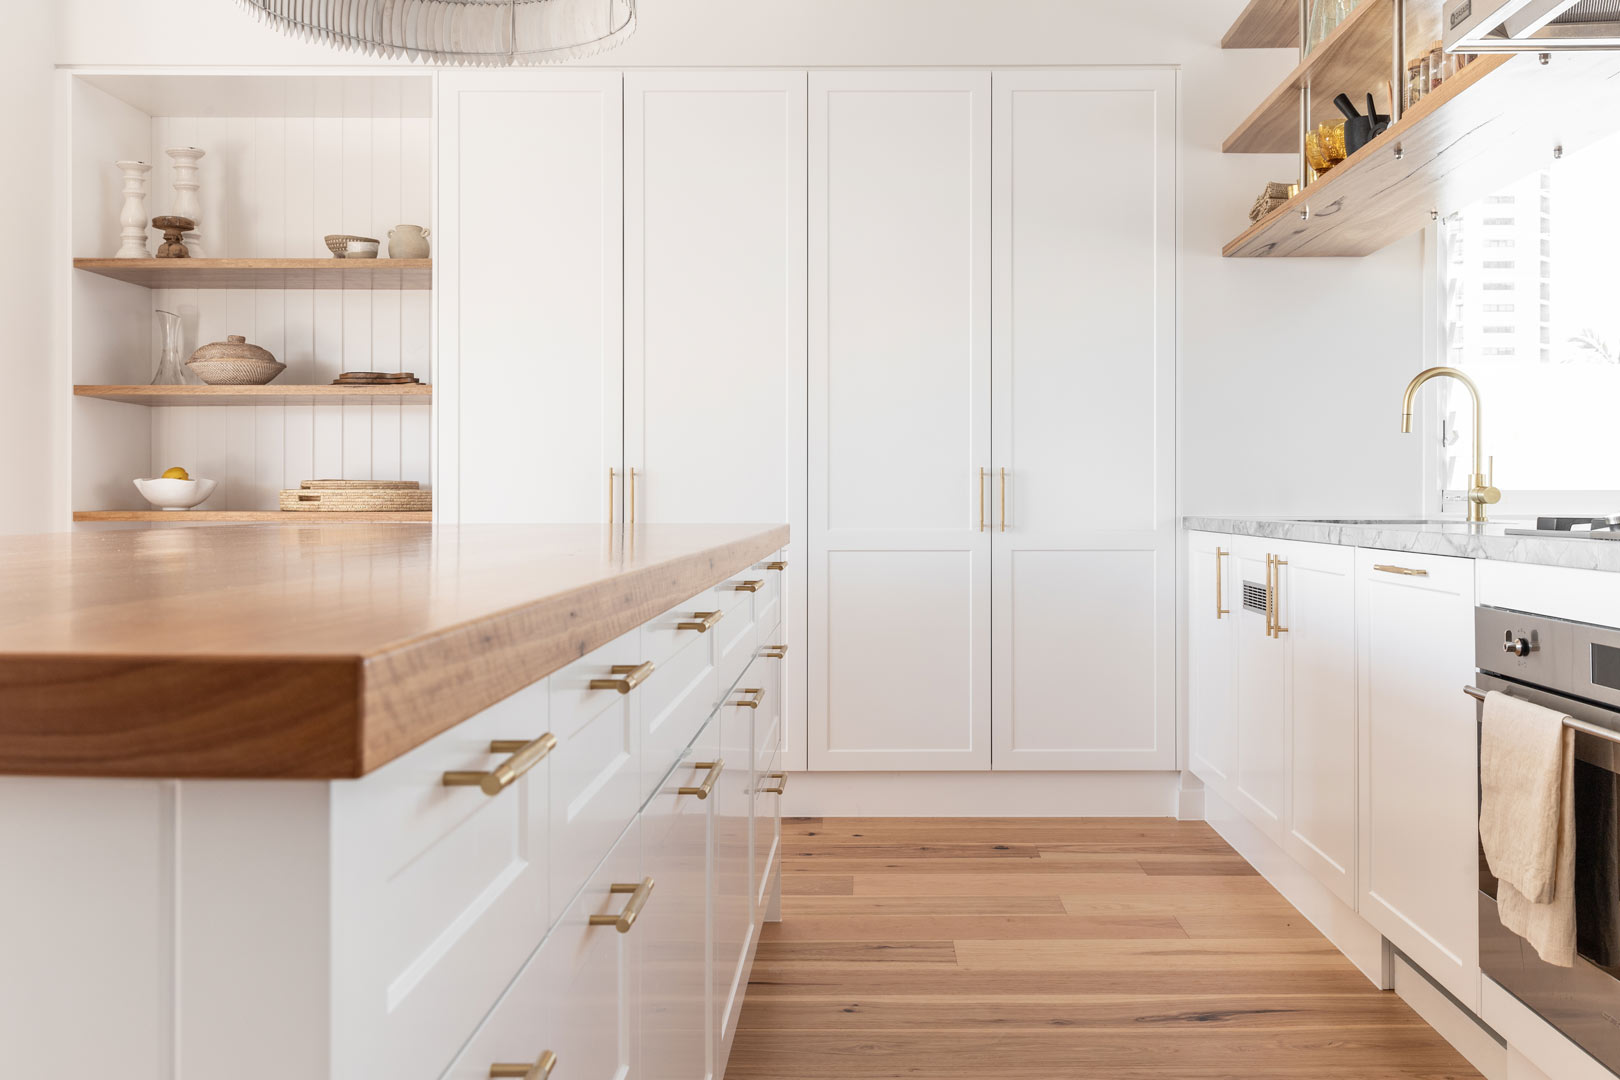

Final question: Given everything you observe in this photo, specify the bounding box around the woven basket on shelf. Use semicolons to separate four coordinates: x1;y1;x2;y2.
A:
279;487;432;512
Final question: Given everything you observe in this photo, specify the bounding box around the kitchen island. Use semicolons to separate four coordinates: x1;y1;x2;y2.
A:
0;522;790;1080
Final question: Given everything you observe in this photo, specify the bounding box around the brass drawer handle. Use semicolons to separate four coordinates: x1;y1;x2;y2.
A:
731;687;765;709
978;466;986;532
733;579;765;593
764;560;788;571
678;759;724;799
762;771;787;795
443;732;557;797
589;877;655;933
1267;554;1289;638
678;610;723;633
590;660;655;693
1374;564;1429;577
1215;547;1230;620
760;644;788;659
490;1051;557;1080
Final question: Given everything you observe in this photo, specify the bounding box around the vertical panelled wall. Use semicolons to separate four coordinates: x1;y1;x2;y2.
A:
131;86;430;510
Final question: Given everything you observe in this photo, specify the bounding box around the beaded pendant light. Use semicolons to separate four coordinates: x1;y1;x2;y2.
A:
238;0;636;65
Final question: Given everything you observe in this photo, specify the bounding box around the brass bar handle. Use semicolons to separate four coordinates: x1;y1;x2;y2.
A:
589;877;655;933
677;759;724;799
1374;564;1429;577
999;466;1007;532
760;644;788;659
733;579;765;593
590;660;655;694
678;610;724;633
1264;554;1275;638
978;467;986;532
762;771;788;795
629;467;637;525
1215;547;1230;620
608;468;615;528
764;560;788;571
489;1051;557;1080
443;732;558;797
730;687;765;709
1271;556;1289;636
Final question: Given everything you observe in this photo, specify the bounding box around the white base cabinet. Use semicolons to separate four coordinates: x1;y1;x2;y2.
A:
1356;548;1479;1009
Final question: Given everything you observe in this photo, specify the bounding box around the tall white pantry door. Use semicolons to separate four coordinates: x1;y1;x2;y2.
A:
808;71;994;771
989;69;1177;770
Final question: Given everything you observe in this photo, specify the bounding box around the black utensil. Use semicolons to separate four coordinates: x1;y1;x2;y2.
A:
1333;93;1362;121
1341;91;1392;156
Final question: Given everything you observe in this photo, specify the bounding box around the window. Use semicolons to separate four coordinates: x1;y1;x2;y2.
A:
1438;129;1620;509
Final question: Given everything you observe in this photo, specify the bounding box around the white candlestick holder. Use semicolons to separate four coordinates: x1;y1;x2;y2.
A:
166;147;206;258
114;160;151;259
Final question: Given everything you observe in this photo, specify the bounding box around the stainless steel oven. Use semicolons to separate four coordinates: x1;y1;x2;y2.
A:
1473;604;1620;1075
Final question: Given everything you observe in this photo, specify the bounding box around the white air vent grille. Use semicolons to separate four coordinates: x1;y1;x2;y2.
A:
1242;581;1269;614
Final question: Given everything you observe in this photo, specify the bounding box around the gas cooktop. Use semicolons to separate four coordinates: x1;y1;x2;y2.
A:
1503;516;1620;541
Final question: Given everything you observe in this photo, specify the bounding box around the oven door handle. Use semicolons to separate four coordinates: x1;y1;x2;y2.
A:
1464;685;1486;703
1466;683;1620;746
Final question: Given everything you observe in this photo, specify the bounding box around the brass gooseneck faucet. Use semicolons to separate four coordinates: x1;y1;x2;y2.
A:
1400;366;1500;524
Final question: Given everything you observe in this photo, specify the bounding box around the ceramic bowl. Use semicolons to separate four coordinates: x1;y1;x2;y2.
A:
345;240;380;259
133;476;218;511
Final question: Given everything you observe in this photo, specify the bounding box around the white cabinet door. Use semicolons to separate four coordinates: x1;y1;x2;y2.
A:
641;732;716;1080
437;71;623;524
989;69;1176;770
1233;538;1288;842
808;70;992;771
1187;532;1238;797
624;70;808;774
1277;538;1357;907
1357;549;1479;1009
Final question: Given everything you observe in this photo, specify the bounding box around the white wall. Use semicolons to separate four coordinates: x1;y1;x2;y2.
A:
50;0;1428;523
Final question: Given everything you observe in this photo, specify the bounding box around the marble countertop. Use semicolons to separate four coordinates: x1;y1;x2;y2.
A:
1185;516;1620;574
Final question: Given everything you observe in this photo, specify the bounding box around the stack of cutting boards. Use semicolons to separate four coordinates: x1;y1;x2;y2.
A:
279;479;432;512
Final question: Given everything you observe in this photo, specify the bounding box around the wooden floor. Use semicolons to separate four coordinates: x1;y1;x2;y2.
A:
726;817;1482;1079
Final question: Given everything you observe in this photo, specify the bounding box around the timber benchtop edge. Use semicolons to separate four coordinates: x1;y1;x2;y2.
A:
0;522;789;780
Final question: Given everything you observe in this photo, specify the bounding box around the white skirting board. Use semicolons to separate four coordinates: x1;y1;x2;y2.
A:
777;770;1181;817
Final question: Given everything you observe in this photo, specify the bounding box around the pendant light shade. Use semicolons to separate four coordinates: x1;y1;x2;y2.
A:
238;0;636;65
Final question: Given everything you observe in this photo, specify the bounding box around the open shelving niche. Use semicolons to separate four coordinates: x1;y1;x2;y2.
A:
1219;0;1620;257
68;72;435;522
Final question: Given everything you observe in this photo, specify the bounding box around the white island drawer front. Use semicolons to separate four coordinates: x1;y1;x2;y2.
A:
754;551;785;637
754;743;784;912
714;571;761;694
550;631;645;917
641;587;723;671
441;819;643;1080
638;615;719;804
331;679;552;1080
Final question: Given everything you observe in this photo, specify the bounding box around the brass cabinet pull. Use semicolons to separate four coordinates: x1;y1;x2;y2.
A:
1215;547;1230;620
678;759;724;799
589;877;655;933
764;560;788;571
999;466;1007;532
490;1051;557;1080
608;468;615;528
443;732;558;796
629;467;637;525
590;660;655;694
1269;555;1289;637
730;687;765;709
978;467;986;532
1264;554;1275;637
1374;564;1429;577
760;644;788;659
733;579;764;593
678;610;724;633
762;771;787;795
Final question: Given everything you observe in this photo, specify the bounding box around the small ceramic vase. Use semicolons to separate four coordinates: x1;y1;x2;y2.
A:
115;161;151;259
388;224;430;259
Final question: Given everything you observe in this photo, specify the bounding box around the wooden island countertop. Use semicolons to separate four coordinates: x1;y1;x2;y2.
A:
0;522;788;779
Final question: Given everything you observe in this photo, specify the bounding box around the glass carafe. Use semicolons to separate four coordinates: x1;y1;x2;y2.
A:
151;309;189;385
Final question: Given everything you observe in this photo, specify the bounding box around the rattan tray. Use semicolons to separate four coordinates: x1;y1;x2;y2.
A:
280;487;432;512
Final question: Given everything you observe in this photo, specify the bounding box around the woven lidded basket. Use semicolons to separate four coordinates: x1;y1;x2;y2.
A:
279;487;432;512
187;335;285;385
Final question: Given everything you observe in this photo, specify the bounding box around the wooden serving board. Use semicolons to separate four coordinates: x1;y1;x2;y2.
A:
280;488;433;512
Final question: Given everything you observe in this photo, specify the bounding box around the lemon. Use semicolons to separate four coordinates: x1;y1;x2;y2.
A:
160;466;190;481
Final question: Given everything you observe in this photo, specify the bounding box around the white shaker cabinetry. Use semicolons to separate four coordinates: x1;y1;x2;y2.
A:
1187;532;1238;792
989;69;1176;770
437;71;624;524
1356;549;1480;1009
1232;538;1288;841
807;70;994;770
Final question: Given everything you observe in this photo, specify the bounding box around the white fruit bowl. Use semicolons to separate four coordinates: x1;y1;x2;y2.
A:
133;477;217;510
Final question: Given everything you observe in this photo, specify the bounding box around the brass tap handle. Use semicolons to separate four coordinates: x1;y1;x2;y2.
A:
489;1051;557;1080
730;687;765;709
733;579;765;593
678;760;724;800
443;732;558;797
589;877;655;933
590;660;655;694
678;610;724;633
1215;548;1230;620
761;771;788;795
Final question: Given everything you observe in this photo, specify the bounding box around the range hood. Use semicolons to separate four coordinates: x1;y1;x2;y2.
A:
1445;0;1620;51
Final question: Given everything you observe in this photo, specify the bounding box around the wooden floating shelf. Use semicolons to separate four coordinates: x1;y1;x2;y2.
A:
1225;51;1620;257
72;258;432;290
1223;0;1300;49
74;510;433;523
75;384;432;407
1224;0;1396;154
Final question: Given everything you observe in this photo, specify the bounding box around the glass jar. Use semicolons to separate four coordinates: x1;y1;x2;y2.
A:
151;309;190;385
